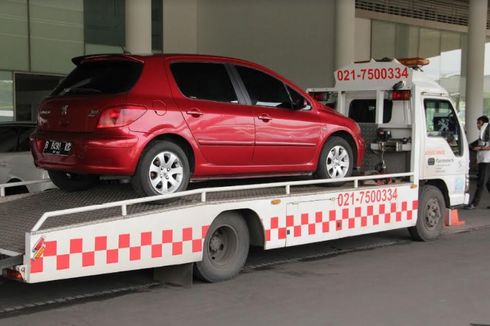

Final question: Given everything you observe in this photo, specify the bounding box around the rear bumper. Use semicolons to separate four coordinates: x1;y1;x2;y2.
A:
31;132;141;175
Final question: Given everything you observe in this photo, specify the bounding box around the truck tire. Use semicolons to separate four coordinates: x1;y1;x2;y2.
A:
315;136;353;185
408;185;446;241
48;171;99;192
195;212;250;282
131;141;190;197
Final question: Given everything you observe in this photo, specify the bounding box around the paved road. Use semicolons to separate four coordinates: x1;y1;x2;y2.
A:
1;226;490;326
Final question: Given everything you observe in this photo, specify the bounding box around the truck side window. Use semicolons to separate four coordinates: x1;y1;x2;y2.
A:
424;99;462;156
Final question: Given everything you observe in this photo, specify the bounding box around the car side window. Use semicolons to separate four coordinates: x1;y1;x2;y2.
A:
170;62;238;103
235;66;293;109
424;99;462;156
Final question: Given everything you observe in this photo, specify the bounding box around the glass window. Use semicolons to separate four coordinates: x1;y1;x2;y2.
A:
419;28;441;58
287;86;311;110
424;99;462;155
371;21;396;59
171;63;238;103
348;99;392;123
236;66;292;109
395;24;419;58
0;0;29;70
85;43;124;55
30;0;84;74
0;72;14;122
51;61;143;97
83;0;125;47
152;0;163;52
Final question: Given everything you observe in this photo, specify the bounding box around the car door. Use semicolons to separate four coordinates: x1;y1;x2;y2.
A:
169;62;255;165
234;65;322;166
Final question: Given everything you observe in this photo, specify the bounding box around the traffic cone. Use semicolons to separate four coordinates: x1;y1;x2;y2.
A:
445;208;465;226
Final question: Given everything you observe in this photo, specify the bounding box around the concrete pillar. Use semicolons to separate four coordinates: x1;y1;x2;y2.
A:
335;0;355;69
125;0;152;54
465;0;487;141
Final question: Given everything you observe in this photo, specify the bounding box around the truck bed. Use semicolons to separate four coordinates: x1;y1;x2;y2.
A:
0;181;359;255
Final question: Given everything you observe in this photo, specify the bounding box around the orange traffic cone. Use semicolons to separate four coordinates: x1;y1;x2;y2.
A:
445;208;465;226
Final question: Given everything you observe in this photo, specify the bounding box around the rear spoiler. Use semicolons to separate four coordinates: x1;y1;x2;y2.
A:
72;54;144;66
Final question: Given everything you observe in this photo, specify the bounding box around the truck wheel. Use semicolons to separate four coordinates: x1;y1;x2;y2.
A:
195;212;250;282
131;141;190;197
408;185;446;241
315;136;353;185
48;171;99;192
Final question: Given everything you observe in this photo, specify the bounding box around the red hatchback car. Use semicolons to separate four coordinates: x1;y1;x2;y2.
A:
31;54;364;197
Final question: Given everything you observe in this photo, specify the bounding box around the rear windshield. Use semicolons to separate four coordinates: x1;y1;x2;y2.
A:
51;60;143;96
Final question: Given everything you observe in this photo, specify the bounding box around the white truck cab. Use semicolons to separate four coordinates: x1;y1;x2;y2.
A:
311;58;470;207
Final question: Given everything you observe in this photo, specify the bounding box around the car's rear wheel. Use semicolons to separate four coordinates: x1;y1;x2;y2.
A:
315;136;354;185
131;141;190;197
48;171;99;192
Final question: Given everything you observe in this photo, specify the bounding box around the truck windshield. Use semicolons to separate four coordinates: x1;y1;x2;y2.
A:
51;61;143;97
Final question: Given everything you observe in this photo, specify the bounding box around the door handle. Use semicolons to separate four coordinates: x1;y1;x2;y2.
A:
186;108;203;117
258;114;272;122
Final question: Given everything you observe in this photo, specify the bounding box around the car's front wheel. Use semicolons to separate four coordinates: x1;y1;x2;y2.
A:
131;141;190;197
48;171;99;192
315;136;354;185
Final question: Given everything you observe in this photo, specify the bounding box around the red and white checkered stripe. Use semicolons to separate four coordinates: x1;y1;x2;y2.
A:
265;200;418;242
30;225;209;274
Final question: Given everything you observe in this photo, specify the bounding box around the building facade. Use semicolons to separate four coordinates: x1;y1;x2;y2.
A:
0;0;488;138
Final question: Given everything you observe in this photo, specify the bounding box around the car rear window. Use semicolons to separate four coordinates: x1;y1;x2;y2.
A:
51;60;143;96
170;62;238;103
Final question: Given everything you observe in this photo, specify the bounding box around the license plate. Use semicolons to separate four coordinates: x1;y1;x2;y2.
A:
43;140;72;155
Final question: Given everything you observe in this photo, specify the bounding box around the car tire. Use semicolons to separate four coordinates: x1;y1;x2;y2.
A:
315;136;354;185
131;141;190;197
48;171;99;192
194;212;250;282
408;185;446;241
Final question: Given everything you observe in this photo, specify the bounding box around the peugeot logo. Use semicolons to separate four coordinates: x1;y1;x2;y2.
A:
61;105;68;116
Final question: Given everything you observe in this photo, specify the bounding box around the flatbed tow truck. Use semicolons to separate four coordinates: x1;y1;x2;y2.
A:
0;58;469;284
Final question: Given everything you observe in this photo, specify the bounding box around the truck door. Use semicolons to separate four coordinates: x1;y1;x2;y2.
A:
421;97;468;205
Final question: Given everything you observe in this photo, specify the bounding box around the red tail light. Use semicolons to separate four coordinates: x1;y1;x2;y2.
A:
97;106;147;128
309;91;328;102
3;269;24;282
391;90;411;101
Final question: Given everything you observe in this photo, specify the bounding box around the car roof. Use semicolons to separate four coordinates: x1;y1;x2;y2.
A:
73;53;263;68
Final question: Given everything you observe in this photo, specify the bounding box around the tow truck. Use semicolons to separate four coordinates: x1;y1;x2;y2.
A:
0;58;469;284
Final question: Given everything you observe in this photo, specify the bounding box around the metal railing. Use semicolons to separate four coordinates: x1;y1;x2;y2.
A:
30;172;414;232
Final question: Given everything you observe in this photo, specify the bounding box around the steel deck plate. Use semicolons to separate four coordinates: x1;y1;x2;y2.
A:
0;181;363;255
